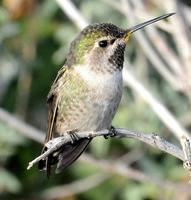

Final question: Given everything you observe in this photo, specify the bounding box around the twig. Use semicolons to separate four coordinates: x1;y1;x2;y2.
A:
181;137;191;171
27;129;111;170
27;128;184;170
0;107;184;165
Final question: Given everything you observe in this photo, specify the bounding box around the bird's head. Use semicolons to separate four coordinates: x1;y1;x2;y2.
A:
66;13;174;73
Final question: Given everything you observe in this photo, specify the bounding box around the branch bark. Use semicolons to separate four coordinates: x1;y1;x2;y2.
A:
27;127;184;170
0;107;184;168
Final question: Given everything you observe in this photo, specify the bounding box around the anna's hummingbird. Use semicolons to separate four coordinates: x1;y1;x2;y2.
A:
38;13;174;175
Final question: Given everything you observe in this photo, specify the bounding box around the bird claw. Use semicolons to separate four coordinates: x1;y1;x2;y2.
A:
104;126;117;139
109;126;117;137
67;129;79;144
104;135;109;139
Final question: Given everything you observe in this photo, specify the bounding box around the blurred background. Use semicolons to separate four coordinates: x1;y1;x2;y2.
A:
0;0;191;199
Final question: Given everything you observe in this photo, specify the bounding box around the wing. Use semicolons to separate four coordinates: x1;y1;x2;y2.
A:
38;65;67;175
45;65;66;143
38;64;91;176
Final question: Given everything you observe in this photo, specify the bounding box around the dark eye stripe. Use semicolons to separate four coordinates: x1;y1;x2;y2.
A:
98;40;108;47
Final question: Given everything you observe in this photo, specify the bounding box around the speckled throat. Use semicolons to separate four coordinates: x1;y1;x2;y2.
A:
108;42;125;71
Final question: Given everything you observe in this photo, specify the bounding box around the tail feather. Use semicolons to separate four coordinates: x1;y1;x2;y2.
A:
38;139;91;176
56;139;91;173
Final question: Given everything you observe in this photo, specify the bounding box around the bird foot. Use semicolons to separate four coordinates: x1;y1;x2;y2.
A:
67;129;80;144
109;126;117;137
104;126;117;139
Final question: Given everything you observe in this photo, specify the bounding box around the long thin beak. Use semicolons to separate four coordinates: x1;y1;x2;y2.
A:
124;13;175;43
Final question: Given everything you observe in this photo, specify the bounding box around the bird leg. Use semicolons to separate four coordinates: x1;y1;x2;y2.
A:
109;126;117;137
67;129;80;144
104;126;117;139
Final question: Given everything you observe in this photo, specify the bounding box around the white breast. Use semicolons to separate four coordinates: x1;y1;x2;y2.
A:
73;65;123;130
75;65;123;99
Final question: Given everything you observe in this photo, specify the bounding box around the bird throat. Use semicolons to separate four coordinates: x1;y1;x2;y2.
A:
74;63;122;88
108;43;125;71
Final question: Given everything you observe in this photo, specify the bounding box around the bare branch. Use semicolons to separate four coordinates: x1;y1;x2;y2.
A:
27;127;184;170
0;107;184;166
181;136;191;172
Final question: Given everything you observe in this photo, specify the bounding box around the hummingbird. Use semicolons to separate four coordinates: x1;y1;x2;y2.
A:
38;13;174;175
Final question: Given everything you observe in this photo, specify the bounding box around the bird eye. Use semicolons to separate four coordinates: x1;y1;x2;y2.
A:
98;40;108;48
